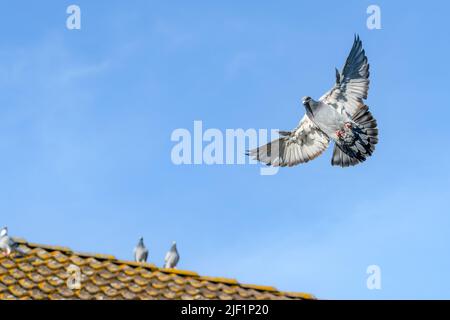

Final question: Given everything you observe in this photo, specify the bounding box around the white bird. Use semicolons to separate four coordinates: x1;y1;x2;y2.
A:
164;241;179;269
133;237;148;263
248;35;378;167
0;227;25;257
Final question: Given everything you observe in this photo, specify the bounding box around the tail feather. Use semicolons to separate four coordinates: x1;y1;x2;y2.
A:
332;144;360;167
331;105;378;167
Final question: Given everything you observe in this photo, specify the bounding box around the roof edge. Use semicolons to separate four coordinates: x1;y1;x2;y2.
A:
10;237;315;298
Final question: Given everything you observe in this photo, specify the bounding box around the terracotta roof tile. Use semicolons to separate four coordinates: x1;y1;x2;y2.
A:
110;279;126;290
1;291;16;299
31;258;46;267
0;274;17;286
80;266;95;277
151;280;168;290
139;292;154;300
47;259;64;270
163;290;177;299
91;275;109;286
222;285;238;295
47;276;64;287
51;251;70;263
8;284;28;297
1;259;16;269
120;290;137;300
38;281;56;293
97;269;115;280
27;272;45;283
48;292;63;300
133;275;149;286
0;266;7;275
36;265;52;276
101;286;119;297
144;287;159;297
69;255;87;266
57;286;75;298
55;269;70;280
9;268;26;279
35;249;51;260
17;262;34;273
18;277;36;289
185;285;201;296
85;283;100;294
0;238;315;300
236;287;251;298
76;289;92;300
168;282;183;293
202;290;217;299
218;293;233;300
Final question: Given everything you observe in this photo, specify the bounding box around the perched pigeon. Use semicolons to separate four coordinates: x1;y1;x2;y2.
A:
248;35;378;167
134;237;148;263
164;241;179;269
0;227;25;257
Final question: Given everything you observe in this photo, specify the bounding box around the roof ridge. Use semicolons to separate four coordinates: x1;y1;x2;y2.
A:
11;236;314;297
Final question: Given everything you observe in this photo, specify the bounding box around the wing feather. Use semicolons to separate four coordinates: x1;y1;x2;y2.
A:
247;115;330;167
320;35;370;116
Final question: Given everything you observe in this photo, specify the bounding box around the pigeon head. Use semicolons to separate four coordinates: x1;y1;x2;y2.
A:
138;237;144;245
302;96;315;114
302;96;311;105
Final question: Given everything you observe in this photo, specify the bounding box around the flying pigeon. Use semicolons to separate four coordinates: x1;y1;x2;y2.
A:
248;35;378;167
134;237;148;263
164;241;179;269
0;227;26;257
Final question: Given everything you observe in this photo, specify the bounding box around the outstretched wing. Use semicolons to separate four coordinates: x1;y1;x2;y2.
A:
320;35;370;117
247;115;330;167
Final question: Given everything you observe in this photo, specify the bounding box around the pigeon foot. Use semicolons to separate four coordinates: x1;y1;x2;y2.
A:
336;130;345;139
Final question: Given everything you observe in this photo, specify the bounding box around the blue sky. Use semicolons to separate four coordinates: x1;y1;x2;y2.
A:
1;0;449;299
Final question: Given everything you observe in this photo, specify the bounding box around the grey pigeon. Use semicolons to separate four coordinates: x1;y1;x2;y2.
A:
164;241;179;269
248;35;378;167
0;227;25;257
134;237;148;263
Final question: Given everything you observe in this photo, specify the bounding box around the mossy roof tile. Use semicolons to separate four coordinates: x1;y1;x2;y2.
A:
0;239;315;300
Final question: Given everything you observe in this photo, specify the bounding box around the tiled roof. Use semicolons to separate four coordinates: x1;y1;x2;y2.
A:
0;238;315;300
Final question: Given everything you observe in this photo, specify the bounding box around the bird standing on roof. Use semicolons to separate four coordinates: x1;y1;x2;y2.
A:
247;35;378;167
164;241;179;269
0;227;25;257
134;237;148;263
